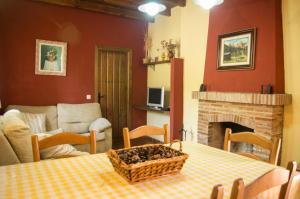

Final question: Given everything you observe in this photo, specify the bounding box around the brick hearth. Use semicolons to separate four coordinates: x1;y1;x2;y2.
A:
192;91;292;159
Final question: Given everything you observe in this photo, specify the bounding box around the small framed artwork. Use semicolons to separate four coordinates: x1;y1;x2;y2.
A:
217;28;256;71
35;39;67;76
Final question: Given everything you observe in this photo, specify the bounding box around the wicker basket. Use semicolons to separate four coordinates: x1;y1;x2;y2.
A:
107;140;189;183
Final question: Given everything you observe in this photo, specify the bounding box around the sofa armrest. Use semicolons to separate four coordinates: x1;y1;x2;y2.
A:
74;128;112;153
0;131;20;166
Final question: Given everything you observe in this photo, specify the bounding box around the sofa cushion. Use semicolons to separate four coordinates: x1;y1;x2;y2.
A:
57;103;101;133
3;115;33;163
21;112;46;134
0;130;20;166
7;105;58;131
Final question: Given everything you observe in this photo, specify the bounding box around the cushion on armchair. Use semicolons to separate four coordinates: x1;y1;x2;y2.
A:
89;118;111;133
86;118;111;141
57;103;101;133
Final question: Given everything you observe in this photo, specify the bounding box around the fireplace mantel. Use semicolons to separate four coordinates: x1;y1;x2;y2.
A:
192;91;292;106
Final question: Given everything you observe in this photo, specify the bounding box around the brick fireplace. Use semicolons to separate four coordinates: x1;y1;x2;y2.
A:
192;92;292;159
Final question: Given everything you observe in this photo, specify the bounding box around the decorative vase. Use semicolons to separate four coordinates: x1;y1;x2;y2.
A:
143;58;149;64
161;52;166;61
168;50;174;59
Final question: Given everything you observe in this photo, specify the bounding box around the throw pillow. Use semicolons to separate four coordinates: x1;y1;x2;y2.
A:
37;133;89;159
3;115;34;163
21;112;46;134
4;109;24;121
89;118;111;133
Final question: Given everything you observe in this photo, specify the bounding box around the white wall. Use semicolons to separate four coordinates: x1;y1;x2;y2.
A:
281;0;300;166
147;7;181;142
180;1;209;141
147;0;209;142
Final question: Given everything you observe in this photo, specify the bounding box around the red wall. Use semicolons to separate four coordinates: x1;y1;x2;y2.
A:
0;0;147;127
203;0;284;93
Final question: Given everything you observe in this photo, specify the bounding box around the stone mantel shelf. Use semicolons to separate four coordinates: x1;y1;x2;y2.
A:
192;91;292;106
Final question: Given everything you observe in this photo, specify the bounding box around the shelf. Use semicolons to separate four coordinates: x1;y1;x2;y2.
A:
143;60;170;66
133;105;170;114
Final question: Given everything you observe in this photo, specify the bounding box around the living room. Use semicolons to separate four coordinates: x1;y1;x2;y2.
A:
0;0;300;198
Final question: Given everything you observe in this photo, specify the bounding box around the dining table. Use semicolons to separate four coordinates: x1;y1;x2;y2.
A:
1;142;299;199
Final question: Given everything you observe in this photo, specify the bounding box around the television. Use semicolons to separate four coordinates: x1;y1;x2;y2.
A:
147;87;165;108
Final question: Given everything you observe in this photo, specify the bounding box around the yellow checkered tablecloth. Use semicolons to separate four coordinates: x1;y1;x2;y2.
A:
0;142;297;199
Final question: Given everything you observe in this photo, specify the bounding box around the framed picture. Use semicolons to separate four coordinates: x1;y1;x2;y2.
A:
35;39;67;76
217;28;256;70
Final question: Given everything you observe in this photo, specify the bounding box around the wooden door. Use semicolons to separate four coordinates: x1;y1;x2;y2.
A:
96;47;132;140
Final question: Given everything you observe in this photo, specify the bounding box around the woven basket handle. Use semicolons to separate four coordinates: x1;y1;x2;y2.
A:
108;150;122;164
169;139;183;151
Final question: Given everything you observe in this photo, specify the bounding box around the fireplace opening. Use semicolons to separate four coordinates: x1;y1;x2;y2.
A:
209;122;254;153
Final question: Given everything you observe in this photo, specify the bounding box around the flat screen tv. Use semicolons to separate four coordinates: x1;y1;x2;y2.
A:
147;87;164;108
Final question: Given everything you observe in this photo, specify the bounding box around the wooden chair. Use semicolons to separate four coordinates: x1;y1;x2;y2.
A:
123;124;169;148
210;184;224;199
230;161;297;199
224;128;281;165
31;131;96;162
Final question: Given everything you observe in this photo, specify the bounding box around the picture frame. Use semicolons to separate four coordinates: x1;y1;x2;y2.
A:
35;39;67;76
217;28;256;71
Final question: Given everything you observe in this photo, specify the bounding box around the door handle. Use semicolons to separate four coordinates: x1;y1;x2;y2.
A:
98;93;105;102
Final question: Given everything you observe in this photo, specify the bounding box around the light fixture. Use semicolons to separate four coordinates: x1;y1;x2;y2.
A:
138;2;166;17
193;0;224;10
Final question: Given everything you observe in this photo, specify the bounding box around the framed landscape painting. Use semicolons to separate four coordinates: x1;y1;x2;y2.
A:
35;39;67;76
217;28;256;70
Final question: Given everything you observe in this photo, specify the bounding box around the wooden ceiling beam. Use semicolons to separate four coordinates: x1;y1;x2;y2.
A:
87;0;171;16
34;0;154;21
33;0;185;21
158;0;186;7
79;0;152;20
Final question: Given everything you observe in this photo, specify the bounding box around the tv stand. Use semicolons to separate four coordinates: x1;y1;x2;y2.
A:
151;106;160;110
133;105;170;114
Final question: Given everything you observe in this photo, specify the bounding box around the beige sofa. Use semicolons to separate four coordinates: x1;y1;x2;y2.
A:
0;103;112;166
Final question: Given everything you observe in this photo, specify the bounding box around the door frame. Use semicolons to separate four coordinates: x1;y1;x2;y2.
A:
94;45;133;130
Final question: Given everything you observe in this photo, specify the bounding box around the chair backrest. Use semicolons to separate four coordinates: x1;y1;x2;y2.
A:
31;131;96;161
230;161;297;199
123;124;169;148
224;128;281;164
287;171;300;199
211;184;224;199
